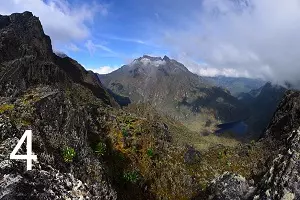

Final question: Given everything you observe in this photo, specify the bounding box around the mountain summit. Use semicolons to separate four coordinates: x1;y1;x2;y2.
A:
99;55;249;132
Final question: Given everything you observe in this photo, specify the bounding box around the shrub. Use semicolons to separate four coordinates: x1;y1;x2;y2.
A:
94;142;106;156
62;146;76;163
122;128;129;137
218;151;223;159
123;170;139;183
146;148;154;158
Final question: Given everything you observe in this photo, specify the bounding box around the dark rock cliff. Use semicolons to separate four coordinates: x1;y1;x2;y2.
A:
0;11;115;106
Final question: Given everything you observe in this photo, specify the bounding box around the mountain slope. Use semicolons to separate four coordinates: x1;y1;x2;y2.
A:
99;56;249;133
239;82;287;138
204;76;266;96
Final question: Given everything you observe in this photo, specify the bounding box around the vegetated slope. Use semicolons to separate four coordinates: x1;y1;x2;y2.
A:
99;56;250;134
238;82;287;139
204;75;266;96
0;11;276;200
201;90;300;200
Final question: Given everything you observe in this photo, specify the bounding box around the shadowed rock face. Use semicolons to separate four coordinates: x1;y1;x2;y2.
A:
0;11;114;106
263;90;300;141
0;11;53;62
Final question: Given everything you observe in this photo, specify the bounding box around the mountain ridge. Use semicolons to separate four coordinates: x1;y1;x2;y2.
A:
99;55;250;135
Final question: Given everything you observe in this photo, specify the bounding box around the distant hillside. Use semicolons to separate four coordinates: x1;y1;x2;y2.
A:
238;82;287;139
99;55;249;133
205;76;266;96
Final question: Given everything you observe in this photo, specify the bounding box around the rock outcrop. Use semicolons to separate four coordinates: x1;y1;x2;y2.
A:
0;11;114;106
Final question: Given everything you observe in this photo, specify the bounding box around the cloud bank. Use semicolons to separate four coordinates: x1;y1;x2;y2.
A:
0;0;107;47
163;0;300;85
87;65;120;74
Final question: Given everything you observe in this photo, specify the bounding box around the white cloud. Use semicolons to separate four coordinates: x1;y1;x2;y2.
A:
86;65;120;74
85;40;115;56
66;43;80;52
0;0;107;47
162;0;300;85
139;58;166;67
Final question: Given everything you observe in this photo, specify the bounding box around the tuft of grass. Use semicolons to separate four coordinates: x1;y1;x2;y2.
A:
146;148;154;158
62;146;76;163
123;170;140;183
94;142;107;156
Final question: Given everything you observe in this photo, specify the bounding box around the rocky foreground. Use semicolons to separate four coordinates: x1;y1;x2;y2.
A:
0;12;300;200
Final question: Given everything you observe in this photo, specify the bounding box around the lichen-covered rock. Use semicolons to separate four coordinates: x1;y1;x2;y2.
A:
184;145;201;164
253;129;300;200
205;172;254;200
0;99;118;200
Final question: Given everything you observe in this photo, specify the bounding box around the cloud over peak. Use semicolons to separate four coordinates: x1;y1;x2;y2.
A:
162;0;300;85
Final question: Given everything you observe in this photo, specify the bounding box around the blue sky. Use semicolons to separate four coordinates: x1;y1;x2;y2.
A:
1;0;300;85
1;0;203;73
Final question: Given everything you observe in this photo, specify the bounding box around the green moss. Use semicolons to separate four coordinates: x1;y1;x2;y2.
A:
20;119;31;126
0;104;14;114
21;94;41;105
62;146;76;163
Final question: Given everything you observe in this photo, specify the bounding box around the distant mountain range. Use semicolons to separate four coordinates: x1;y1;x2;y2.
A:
204;76;266;96
99;56;289;140
99;55;250;133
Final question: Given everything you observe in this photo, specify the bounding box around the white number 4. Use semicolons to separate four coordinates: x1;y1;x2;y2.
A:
10;130;37;170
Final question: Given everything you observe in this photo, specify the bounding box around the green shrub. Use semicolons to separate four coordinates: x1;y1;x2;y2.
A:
123;170;139;183
62;146;76;163
146;148;154;158
218;151;223;159
122;129;129;137
94;142;106;156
